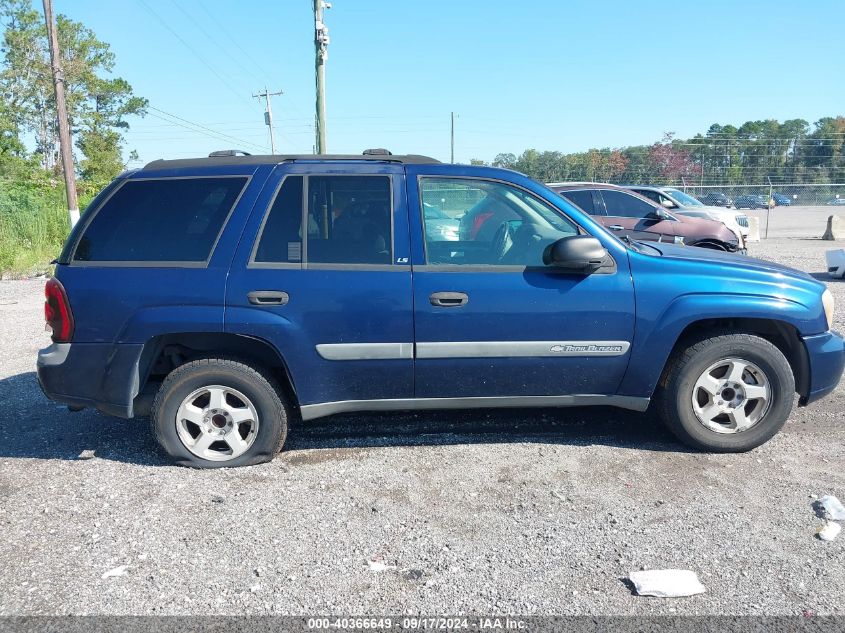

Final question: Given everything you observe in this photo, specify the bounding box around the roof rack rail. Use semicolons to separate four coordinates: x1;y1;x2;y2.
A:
142;153;442;170
209;149;252;157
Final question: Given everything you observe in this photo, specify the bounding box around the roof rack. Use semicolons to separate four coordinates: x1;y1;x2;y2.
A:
143;149;440;170
208;149;252;157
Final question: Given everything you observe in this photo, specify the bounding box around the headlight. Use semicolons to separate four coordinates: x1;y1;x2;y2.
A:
822;288;835;330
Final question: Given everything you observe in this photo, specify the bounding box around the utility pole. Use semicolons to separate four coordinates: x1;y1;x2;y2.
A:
313;0;330;154
450;112;457;163
43;0;79;227
253;87;283;154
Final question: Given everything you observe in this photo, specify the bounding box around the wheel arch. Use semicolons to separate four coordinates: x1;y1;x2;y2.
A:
656;317;810;401
620;292;815;401
134;332;299;416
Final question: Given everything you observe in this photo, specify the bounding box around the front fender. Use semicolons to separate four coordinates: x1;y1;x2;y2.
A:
618;292;818;398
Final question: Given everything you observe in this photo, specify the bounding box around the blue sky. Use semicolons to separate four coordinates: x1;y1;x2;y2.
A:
55;0;845;166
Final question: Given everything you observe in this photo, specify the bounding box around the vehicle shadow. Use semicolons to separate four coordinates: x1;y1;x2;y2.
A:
0;371;689;466
810;272;843;282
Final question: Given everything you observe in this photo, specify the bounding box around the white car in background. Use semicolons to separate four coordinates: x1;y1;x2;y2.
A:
626;185;750;247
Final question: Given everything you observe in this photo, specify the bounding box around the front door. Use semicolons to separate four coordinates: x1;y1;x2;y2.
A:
225;163;414;414
407;167;636;400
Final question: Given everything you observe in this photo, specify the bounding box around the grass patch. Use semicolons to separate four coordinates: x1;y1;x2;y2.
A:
0;183;78;277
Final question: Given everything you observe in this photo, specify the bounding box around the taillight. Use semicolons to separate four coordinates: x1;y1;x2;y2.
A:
44;277;74;343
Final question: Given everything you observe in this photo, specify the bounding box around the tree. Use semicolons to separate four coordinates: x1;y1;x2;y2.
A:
646;133;702;183
0;0;146;183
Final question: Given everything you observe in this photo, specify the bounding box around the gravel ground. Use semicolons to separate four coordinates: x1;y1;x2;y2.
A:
0;215;844;616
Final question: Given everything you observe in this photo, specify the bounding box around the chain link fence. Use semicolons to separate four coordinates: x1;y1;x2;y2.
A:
679;183;845;207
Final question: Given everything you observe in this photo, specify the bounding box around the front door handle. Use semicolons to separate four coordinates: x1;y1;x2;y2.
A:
248;290;289;306
608;224;624;231
430;291;468;307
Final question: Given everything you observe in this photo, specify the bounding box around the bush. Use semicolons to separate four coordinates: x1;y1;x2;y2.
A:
0;181;72;277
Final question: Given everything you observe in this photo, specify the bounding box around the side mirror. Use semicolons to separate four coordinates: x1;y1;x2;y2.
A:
660;199;676;209
542;235;608;273
647;209;670;220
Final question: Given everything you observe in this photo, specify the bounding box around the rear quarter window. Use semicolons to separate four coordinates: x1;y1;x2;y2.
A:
73;176;248;263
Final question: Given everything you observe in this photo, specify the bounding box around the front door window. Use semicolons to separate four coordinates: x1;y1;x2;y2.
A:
419;177;579;266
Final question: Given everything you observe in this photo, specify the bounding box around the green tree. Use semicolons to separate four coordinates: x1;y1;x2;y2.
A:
0;0;146;183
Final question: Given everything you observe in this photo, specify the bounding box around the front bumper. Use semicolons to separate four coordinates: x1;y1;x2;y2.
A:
37;342;144;418
800;331;845;405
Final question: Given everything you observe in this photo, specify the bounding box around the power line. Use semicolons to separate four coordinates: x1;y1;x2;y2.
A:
136;0;258;111
196;0;278;83
146;106;269;152
170;0;265;86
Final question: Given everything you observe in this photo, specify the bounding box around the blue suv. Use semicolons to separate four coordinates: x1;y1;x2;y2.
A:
37;151;844;467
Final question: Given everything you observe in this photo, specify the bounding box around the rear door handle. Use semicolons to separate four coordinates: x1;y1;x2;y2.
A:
608;225;624;231
248;290;289;306
430;291;468;307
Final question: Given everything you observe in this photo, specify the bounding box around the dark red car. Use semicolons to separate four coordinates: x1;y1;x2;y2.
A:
547;183;743;252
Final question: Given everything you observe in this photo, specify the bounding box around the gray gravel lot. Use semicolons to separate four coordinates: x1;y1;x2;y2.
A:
0;207;844;616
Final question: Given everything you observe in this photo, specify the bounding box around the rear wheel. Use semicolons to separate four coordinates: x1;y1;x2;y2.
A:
657;333;794;452
151;358;288;468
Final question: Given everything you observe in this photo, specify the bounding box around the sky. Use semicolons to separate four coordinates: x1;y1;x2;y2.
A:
49;0;845;167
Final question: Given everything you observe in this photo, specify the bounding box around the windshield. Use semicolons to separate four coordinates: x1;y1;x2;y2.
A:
664;188;704;207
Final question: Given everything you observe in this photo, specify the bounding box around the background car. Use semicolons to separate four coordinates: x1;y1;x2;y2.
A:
773;193;792;206
826;198;845;206
734;195;769;209
423;202;459;241
624;185;750;246
698;191;733;207
549;183;742;252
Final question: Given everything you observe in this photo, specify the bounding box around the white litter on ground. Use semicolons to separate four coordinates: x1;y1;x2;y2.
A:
817;521;842;542
628;570;706;598
101;565;129;579
820;495;845;521
367;559;396;572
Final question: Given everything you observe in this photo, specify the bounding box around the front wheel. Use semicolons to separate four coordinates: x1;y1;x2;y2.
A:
657;333;795;452
151;358;288;468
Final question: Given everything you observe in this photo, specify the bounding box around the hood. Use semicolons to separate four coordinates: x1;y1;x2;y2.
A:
671;214;738;240
691;205;738;216
645;241;821;284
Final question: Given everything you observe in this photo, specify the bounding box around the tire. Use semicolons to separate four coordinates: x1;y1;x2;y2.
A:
657;333;794;452
151;358;288;468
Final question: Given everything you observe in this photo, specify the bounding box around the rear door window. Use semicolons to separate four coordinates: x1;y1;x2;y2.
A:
306;176;392;265
252;175;393;266
73;177;248;263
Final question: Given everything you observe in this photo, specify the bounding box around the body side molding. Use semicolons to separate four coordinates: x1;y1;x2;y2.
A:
315;340;631;361
416;340;630;359
299;394;650;420
316;342;414;360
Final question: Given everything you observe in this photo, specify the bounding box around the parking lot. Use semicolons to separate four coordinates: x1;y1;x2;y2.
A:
0;205;843;616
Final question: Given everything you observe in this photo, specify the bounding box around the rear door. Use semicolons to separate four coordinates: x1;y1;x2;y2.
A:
407;166;635;400
598;189;677;243
225;162;414;414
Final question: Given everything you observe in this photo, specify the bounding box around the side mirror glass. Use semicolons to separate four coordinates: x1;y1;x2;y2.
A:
542;235;608;273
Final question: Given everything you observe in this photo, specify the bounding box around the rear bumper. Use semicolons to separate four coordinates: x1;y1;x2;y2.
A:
37;342;144;418
800;331;845;405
